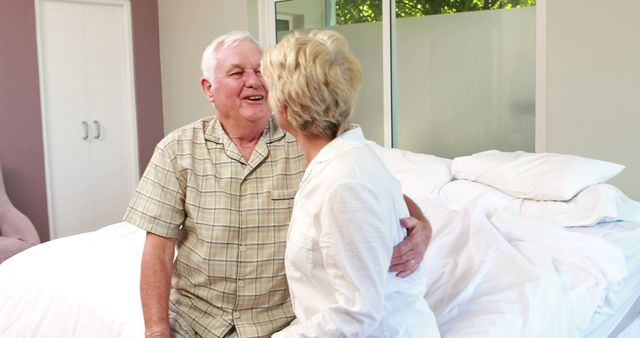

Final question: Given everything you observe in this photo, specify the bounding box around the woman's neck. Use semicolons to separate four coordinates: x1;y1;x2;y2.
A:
295;131;333;165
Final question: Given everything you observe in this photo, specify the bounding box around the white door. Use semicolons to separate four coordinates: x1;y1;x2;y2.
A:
37;0;139;238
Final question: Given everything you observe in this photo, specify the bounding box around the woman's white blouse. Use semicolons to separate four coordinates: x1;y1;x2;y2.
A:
273;128;440;337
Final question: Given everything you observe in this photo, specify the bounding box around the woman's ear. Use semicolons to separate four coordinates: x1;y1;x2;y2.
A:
275;103;294;134
201;78;215;102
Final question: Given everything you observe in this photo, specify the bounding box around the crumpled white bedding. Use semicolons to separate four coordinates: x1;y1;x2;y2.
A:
0;147;639;337
0;222;146;337
418;197;627;338
0;201;634;338
573;221;640;337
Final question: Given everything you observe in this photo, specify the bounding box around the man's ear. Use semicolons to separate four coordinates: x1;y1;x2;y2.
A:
201;78;215;102
281;104;289;121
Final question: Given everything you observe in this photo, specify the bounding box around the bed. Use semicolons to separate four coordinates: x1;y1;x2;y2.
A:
1;147;639;338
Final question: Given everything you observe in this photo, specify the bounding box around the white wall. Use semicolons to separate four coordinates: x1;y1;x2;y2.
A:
545;0;640;200
158;0;249;133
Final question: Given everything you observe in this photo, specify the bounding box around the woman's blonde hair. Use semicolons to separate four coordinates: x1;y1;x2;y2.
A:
261;30;363;138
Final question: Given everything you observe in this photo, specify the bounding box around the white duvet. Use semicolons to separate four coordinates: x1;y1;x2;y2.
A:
419;193;628;338
0;200;632;337
0;181;637;337
0;222;146;337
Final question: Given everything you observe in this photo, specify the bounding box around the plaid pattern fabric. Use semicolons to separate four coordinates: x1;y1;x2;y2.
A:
124;116;305;337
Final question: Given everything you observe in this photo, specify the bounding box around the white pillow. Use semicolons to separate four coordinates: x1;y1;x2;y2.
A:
367;141;452;200
519;184;640;227
432;179;515;212
451;150;625;201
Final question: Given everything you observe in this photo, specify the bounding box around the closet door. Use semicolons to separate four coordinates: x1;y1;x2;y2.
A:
38;0;139;238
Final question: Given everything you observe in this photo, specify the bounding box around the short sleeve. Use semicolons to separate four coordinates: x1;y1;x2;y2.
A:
123;140;186;238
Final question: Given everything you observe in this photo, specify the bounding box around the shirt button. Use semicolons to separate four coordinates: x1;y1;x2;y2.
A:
239;246;247;252
234;312;240;319
238;280;245;287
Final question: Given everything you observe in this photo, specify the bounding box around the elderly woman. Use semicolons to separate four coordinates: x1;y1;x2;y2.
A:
262;30;440;337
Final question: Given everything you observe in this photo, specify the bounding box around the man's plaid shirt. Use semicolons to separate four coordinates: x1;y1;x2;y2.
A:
124;116;305;337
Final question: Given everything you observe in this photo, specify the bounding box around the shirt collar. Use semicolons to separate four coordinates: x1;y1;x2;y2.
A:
204;115;286;145
311;126;366;164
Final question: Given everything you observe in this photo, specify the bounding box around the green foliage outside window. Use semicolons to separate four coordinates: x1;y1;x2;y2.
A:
335;0;536;24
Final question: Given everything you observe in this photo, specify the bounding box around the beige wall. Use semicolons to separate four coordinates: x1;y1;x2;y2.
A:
158;0;249;133
545;0;640;200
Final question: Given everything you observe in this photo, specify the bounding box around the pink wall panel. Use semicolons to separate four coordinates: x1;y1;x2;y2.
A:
131;0;165;174
0;0;164;241
0;0;49;241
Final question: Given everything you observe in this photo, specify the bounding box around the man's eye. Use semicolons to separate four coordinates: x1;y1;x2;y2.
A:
230;71;243;77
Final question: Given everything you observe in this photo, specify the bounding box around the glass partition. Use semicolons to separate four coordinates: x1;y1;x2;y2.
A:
274;0;385;145
271;1;536;156
393;1;536;157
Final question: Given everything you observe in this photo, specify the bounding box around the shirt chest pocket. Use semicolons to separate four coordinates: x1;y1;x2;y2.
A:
270;188;297;201
270;188;297;227
286;229;314;275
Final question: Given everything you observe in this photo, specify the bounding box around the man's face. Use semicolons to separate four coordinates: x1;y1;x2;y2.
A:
207;40;269;128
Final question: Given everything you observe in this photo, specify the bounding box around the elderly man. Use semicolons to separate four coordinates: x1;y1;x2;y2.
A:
124;31;431;338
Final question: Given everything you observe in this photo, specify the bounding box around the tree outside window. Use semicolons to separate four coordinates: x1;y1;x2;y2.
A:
335;0;536;24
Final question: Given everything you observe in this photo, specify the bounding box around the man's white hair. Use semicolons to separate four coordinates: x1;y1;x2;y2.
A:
200;31;262;87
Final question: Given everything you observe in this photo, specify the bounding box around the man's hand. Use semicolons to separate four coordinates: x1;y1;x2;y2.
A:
390;196;432;278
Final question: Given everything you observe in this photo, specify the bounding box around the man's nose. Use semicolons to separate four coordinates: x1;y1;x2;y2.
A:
245;71;263;88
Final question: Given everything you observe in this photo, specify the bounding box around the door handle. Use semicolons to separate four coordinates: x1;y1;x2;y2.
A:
81;121;89;140
93;120;101;139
